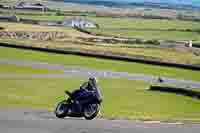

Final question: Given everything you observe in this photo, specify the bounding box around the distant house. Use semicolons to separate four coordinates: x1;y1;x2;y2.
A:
15;5;47;11
63;19;97;28
14;2;49;11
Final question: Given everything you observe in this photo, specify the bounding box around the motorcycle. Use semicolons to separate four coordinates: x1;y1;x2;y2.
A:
55;87;102;120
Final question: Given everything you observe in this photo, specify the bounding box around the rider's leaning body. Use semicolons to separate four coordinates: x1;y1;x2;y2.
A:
67;77;98;102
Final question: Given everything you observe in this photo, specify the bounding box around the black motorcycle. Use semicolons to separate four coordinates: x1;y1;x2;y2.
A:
55;87;102;120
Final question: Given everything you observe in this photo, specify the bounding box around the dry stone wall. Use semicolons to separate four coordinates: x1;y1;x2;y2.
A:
0;31;65;41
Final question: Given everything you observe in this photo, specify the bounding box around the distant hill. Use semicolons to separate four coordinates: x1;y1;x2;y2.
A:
64;0;200;10
123;0;200;7
2;0;199;10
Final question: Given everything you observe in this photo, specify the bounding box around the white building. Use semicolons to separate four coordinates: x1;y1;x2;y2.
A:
63;19;97;29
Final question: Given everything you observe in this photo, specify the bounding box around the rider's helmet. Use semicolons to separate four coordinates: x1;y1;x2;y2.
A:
88;77;98;90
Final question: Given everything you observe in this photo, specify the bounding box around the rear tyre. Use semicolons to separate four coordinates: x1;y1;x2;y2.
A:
83;103;100;120
55;100;68;118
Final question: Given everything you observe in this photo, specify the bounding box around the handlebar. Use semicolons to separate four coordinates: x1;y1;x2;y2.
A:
65;90;72;97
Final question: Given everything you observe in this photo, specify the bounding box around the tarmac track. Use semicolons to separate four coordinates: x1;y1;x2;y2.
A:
0;58;200;89
0;109;200;133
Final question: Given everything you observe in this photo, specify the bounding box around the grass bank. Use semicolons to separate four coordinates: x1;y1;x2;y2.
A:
0;22;79;34
1;38;200;65
0;21;200;66
0;46;200;81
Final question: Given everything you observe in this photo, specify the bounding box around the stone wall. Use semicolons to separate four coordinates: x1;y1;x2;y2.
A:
0;31;65;41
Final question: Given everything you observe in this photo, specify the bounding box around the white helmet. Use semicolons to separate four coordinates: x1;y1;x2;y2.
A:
88;77;98;90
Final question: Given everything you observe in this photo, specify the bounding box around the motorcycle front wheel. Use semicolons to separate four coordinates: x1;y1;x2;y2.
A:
55;100;68;118
83;103;100;120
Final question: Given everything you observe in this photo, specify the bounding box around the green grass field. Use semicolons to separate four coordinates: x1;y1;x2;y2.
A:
18;14;65;21
0;13;198;42
0;18;200;66
87;17;200;42
1;38;200;66
88;29;200;41
88;17;200;30
0;46;200;82
0;78;200;122
0;0;16;4
1;16;200;66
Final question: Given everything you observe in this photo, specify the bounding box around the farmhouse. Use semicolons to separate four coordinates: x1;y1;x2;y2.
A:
63;18;97;28
14;2;49;11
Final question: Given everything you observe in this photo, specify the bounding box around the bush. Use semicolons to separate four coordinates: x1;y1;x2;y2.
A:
146;40;160;45
56;10;64;16
135;39;143;44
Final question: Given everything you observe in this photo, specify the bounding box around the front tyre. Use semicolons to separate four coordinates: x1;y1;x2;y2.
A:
83;103;100;120
55;100;68;118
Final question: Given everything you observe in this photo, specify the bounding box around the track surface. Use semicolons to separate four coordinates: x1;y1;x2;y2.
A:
0;109;200;133
1;59;200;88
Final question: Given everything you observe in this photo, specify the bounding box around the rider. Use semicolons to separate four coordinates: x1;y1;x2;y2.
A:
80;77;98;91
66;77;98;104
